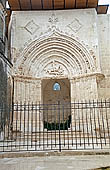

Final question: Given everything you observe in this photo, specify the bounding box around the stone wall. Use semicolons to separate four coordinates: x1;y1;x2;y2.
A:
0;58;7;106
13;76;41;103
71;74;99;101
9;9;110;102
97;15;110;99
0;1;12;135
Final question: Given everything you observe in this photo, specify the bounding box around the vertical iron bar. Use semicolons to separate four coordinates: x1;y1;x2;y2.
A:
23;102;26;148
67;103;69;150
31;102;33;148
5;104;8;150
101;99;106;146
5;104;7;150
85;101;90;146
39;102;42;148
47;104;48;148
82;101;85;149
5;105;9;149
10;76;14;151
11;102;14;151
19;101;22;151
27;102;30;151
43;104;44;151
58;101;61;152
97;100;102;149
89;100;94;149
51;104;52;150
63;104;65;147
93;100;98;146
105;99;110;147
70;103;73;147
15;102;18;149
7;104;10;146
54;104;56;147
35;102;37;150
74;101;77;150
78;101;81;147
11;76;14;137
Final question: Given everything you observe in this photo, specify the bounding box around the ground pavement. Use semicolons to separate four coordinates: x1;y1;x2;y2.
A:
0;152;110;170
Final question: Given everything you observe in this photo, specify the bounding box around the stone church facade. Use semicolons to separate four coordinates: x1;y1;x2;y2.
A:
9;9;110;104
1;5;110;151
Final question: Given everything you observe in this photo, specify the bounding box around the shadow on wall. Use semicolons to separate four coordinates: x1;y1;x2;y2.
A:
93;166;110;170
0;59;8;133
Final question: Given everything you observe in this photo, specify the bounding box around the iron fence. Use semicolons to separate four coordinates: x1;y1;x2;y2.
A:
0;100;110;152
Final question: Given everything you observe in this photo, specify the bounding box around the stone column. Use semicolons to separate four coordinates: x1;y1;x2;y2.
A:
35;79;43;132
70;79;77;102
70;79;75;130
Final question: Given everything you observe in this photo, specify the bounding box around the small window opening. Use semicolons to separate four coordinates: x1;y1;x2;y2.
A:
53;83;61;91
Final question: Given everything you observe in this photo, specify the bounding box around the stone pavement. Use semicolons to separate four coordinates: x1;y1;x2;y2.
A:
0;154;110;170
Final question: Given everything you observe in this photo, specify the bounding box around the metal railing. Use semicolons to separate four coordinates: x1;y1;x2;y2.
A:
0;100;110;152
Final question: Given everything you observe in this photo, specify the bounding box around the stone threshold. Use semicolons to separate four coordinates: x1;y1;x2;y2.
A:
0;150;110;158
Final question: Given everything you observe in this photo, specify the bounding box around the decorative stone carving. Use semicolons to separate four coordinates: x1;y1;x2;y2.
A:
44;61;64;76
67;18;82;33
48;13;59;31
48;13;58;26
14;30;97;78
24;20;39;35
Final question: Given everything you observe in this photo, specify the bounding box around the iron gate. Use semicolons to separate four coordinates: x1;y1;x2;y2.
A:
0;100;110;152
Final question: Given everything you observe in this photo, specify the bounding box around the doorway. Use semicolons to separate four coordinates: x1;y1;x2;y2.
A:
42;79;71;130
42;79;70;104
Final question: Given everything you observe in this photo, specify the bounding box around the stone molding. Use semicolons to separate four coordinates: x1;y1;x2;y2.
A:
71;72;105;82
13;30;98;79
67;18;83;33
13;72;104;82
13;75;41;81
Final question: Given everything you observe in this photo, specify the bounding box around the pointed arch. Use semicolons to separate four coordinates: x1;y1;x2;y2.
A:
53;82;61;91
15;31;97;78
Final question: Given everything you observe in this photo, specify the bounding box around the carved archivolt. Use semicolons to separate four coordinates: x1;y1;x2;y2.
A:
14;31;97;78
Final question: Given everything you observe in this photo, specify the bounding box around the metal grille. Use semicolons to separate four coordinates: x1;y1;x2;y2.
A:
0;100;110;152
